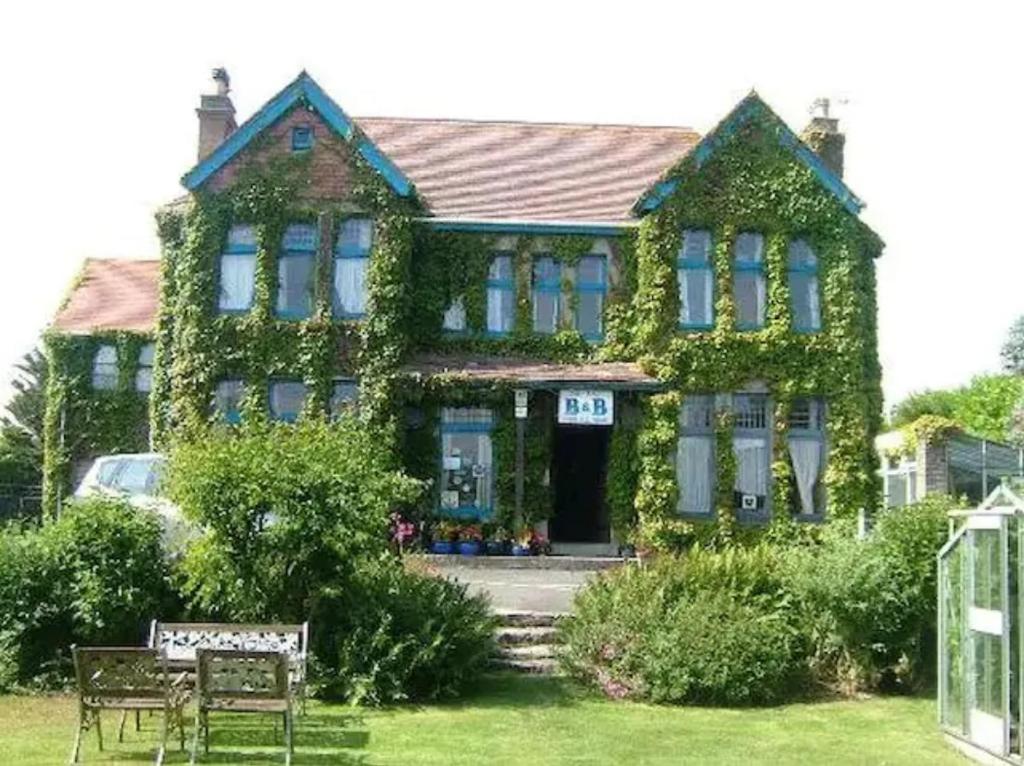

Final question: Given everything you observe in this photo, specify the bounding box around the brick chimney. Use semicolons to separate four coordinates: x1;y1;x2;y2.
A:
800;98;845;178
196;68;236;161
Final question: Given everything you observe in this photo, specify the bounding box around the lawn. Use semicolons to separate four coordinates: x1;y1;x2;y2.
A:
0;674;963;765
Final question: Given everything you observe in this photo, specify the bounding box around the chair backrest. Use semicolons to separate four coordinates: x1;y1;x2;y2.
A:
73;646;168;702
196;649;289;703
149;621;307;667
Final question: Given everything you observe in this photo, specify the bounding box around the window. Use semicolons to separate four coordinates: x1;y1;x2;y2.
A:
486;254;515;334
270;380;307;423
788;238;821;332
440;407;494;518
219;224;257;312
443;296;467;333
277;223;317;319
677;229;714;329
677;395;715;515
330;379;359;417
291;125;313;152
787;398;826;516
532;256;561;334
214;379;244;424
732;393;770;516
575;255;606;340
135;343;155;393
733;232;766;330
92;345;118;390
333;218;373;318
883;456;918;508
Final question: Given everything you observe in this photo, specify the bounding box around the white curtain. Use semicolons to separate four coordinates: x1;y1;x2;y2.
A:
443;297;466;331
734;437;769;495
677;269;713;325
219;255;255;310
807;275;821;329
677;436;712;513
476;434;493;509
487;288;512;332
755;273;767;326
788;439;822;514
335;258;368;315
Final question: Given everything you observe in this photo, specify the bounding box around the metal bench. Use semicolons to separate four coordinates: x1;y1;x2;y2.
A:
148;621;309;711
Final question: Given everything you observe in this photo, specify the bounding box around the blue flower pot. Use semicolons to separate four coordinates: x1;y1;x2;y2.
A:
485;541;507;556
512;544;532;557
430;540;455;554
458;541;482;556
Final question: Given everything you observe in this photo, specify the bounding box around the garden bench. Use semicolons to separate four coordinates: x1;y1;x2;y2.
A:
70;646;188;765
148;620;309;711
190;649;294;765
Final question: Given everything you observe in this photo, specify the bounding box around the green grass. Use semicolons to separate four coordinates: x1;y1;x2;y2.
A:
0;674;964;765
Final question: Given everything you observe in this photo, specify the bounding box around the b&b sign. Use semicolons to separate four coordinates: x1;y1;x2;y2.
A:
558;390;614;426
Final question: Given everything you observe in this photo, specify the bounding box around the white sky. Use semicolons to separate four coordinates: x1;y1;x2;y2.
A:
1;1;1021;413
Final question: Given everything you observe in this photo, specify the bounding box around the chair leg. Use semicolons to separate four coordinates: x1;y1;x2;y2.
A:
284;710;293;766
155;707;168;766
203;710;210;755
69;708;87;765
95;710;104;752
177;706;186;751
118;710;128;743
136;709;141;732
189;707;202;765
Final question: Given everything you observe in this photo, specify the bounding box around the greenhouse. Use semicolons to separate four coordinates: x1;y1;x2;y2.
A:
939;482;1024;763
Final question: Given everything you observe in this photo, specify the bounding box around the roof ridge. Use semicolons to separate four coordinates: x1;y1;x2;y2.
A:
84;256;161;264
355;114;699;133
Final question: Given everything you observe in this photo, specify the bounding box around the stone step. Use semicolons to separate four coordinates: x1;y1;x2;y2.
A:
496;626;559;646
498;643;558;661
491;657;560;675
495;609;564;628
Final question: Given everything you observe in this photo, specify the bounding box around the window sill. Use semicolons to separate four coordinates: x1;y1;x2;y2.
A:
679;511;715;521
736;510;770;525
794;513;826;524
678;324;714;332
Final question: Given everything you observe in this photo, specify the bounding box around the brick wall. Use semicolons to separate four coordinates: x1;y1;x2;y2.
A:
916;437;950;498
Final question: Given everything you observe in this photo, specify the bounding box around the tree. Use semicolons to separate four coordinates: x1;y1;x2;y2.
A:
1003;316;1024;375
890;374;1024;443
0;348;46;495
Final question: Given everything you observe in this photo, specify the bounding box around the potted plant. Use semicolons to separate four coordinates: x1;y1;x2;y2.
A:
430;520;459;554
512;527;533;557
458;524;483;556
529;530;551;556
486;526;511;556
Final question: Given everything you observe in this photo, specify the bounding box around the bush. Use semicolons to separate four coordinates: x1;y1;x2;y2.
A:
560;549;804;705
0;497;173;687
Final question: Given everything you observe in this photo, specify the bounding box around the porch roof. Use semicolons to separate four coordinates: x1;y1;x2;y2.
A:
401;353;662;390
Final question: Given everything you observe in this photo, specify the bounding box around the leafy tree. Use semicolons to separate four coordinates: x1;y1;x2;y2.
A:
0;348;46;502
890;374;1024;443
1003;315;1024;375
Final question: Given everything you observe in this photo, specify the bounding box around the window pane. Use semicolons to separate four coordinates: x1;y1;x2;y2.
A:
136;368;153;394
277;254;315;318
219;254;256;311
338;219;373;255
576;256;604;285
679;268;713;326
214;380;244;423
533;257;560;285
330;380;359;416
92;345;118;390
734;394;768;429
788;438;824;515
680;229;712;262
282;223;317;252
734;271;765;328
488;254;513;281
735;232;764;263
788;238;817;268
788;398;824;431
440;409;494;515
487;288;514;332
681;395;714;431
887;472;908;508
270;381;307;422
677;435;714;514
576;292;603;338
533;291;559;334
227;224;257;249
442;407;493;426
443;297;466;331
790;272;821;331
334;257;368;316
138;343;156;366
734;436;769;511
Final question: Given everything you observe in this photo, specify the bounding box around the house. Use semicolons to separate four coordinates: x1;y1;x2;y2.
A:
43;69;884;552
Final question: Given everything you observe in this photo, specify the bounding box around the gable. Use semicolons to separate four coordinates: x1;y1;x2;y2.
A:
182;71;413;199
634;94;865;218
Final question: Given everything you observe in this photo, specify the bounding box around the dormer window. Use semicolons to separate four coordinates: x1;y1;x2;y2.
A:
291;125;314;152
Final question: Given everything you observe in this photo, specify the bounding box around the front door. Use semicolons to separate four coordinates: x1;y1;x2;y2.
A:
550;424;611;543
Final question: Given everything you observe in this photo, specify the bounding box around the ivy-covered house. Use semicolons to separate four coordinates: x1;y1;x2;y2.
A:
43;69;883;551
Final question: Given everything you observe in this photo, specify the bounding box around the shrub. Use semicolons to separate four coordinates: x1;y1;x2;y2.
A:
0;497;173;687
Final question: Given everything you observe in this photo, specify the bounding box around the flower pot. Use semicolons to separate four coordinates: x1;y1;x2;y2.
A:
430;540;455;555
485;541;507;556
512;544;532;557
458;541;482;556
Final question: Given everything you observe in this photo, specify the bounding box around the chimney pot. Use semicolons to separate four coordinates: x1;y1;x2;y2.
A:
196;68;237;161
801;97;845;178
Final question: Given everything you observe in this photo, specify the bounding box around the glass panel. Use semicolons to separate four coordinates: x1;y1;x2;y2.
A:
533;257;561;285
138;343;156;366
270;381;307;423
337;219;373;255
677;435;714;514
488;254;513;282
734;271;766;328
113;457;162;496
214;380;244;423
333;257;369;316
330;380;359;417
735;232;764;263
92;345;118;390
576;292;602;338
975;529;1004;612
734;394;768;430
219;254;256;311
533;291;559;334
941;543;967;733
277;253;314;318
576;256;604;285
887;473;908;508
441;407;493;426
790;272;821;331
680;229;712;262
679;268;713;327
282;223;318;252
733;436;769;511
487;287;514;333
227;224;257;249
681;395;714;431
443;297;466;332
439;408;494;516
787;238;817;268
135;368;153;394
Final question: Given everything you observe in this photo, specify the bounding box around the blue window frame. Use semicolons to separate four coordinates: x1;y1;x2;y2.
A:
677;395;715;516
788;398;826;517
788;238;821;333
269;380;307;423
439;408;495;519
733;232;766;330
277;224;317;320
575;255;606;340
333;218;373;319
291;125;313;152
213;379;244;425
677;230;714;330
219;224;258;313
732;393;771;519
532;256;561;334
486;253;515;335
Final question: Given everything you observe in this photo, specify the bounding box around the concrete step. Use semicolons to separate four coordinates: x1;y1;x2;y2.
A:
495;609;564;628
491;657;560;675
498;643;558;661
496;626;558;646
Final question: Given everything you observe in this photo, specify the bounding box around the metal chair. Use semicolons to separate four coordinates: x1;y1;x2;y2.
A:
190;649;294;765
69;646;187;765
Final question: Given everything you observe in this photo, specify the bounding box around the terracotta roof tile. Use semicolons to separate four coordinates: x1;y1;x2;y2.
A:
402;353;660;387
52;258;160;335
355;118;700;223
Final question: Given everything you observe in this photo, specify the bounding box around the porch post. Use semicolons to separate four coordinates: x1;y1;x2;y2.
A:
514;389;527;528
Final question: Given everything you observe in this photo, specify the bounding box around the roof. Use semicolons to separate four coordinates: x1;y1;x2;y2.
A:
402;353;661;389
356;117;699;224
52;258;160;335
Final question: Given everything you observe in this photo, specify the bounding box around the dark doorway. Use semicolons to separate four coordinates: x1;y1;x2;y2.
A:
551;424;611;543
